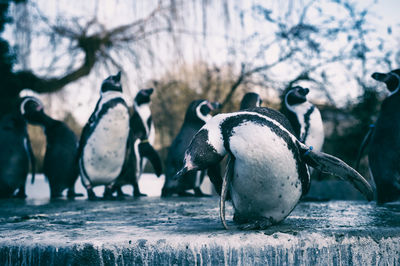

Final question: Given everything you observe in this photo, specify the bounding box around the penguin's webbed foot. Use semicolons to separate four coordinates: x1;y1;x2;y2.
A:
103;187;117;200
133;185;147;197
194;187;211;197
178;191;195;197
67;189;84;199
239;218;274;230
87;188;100;201
234;214;274;230
134;192;147;198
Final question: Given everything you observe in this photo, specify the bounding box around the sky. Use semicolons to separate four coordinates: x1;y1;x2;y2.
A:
5;0;400;125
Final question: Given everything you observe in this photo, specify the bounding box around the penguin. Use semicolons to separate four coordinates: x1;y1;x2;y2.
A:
21;96;82;199
132;88;162;180
0;100;35;198
283;86;324;152
240;92;262;110
161;99;221;197
77;71;131;200
367;69;400;203
114;88;162;197
174;107;373;229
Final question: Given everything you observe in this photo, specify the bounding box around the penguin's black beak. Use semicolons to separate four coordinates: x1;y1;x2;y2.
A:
299;87;309;96
145;88;154;95
371;72;388;82
210;102;222;110
114;71;122;82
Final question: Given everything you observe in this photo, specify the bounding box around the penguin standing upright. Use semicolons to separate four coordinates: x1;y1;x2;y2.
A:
78;72;131;200
0;100;35;198
114;88;162;197
283;86;324;152
21;96;82;199
132;88;162;180
240;92;262;110
174;107;373;229
367;69;400;203
162;99;221;197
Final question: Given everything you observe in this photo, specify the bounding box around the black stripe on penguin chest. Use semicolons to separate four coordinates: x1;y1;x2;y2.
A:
301;105;315;143
220;114;310;195
88;98;129;138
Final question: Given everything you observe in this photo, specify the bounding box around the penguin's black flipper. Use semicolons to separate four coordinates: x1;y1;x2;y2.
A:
207;163;223;195
138;142;162;177
302;147;374;201
355;124;375;171
76;98;101;161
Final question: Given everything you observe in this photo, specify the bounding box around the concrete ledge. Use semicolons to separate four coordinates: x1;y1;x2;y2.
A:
0;198;399;265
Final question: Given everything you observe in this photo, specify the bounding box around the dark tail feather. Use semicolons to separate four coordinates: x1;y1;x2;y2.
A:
303;149;374;201
355;124;375;170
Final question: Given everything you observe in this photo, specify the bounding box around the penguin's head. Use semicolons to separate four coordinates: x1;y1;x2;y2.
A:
101;71;122;94
20;96;45;124
240;92;262;110
371;69;400;94
174;128;225;181
285;86;309;106
185;99;221;124
134;88;154;106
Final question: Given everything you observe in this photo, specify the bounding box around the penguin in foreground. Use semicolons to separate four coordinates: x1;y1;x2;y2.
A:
174;107;373;229
78;72;131;200
0;100;35;198
240;92;262;110
283;86;324;152
114;88;162;197
21;96;82;199
162;99;221;197
366;69;400;203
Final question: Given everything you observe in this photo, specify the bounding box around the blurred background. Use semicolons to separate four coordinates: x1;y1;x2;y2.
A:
1;0;399;183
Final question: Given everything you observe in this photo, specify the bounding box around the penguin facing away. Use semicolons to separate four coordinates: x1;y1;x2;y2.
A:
240;92;262;110
174;107;373;229
0;100;35;198
78;72;131;200
114;88;162;197
162;99;221;197
283;86;324;152
367;69;400;203
21;96;82;199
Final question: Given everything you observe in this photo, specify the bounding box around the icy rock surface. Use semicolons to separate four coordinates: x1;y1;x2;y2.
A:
0;198;399;265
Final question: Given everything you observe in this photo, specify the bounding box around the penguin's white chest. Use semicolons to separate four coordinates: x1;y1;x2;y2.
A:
229;122;302;222
135;104;152;138
293;103;324;151
83;104;130;185
304;109;324;151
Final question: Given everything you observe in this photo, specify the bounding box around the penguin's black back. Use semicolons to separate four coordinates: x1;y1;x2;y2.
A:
0;111;29;197
369;92;400;202
245;107;295;134
43;119;79;195
165;125;201;179
221;107;309;195
165;100;211;177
